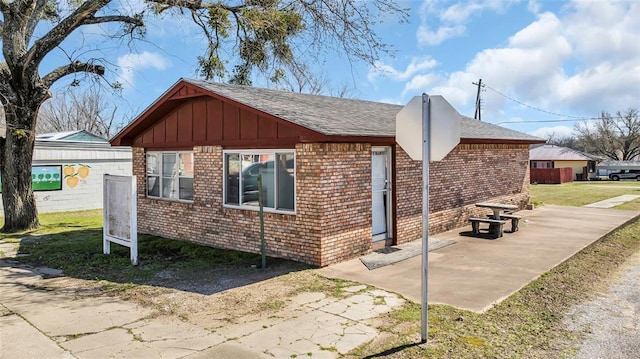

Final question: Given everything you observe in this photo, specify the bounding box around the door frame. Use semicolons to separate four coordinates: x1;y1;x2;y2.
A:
372;146;393;242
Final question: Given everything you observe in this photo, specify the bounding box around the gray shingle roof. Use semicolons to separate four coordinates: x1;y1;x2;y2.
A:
530;144;599;161
185;78;543;142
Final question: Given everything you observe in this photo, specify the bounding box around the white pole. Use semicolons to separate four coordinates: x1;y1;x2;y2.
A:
421;93;430;343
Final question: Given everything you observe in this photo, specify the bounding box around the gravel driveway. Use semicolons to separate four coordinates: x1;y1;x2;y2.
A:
565;251;640;358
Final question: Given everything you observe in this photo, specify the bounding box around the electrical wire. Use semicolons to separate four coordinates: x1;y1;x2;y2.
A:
482;83;603;124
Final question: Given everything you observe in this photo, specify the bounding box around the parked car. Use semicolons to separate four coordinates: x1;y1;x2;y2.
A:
608;169;640;181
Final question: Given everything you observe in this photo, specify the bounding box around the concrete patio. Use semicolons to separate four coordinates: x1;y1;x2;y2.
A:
318;204;640;312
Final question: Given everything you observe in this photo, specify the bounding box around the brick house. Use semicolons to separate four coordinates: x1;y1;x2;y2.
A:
110;78;544;267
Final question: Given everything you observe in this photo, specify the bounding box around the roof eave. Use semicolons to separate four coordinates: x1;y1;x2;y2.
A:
460;138;547;145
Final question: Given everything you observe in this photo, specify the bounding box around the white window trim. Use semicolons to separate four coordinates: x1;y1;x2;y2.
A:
223;149;296;215
146;151;194;203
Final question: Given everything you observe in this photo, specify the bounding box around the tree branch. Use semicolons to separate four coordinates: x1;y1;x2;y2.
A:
21;0;111;76
0;0;9;13
42;61;105;88
24;0;50;44
82;15;144;26
147;0;245;12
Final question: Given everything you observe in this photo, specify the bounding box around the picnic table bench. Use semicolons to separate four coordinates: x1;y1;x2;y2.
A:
500;213;522;232
468;217;507;238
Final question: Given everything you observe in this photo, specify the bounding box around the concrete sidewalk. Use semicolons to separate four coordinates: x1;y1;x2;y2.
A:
0;260;404;359
319;205;640;313
583;194;640;208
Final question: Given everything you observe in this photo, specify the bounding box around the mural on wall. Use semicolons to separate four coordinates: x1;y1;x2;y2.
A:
0;165;63;192
63;164;91;188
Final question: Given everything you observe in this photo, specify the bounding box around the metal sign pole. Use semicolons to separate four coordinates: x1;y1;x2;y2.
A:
421;93;430;343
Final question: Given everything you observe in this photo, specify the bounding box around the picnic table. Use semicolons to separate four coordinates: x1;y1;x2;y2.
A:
469;202;520;238
475;202;518;219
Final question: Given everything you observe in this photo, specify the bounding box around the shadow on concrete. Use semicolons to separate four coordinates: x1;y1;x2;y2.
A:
457;230;501;240
7;229;310;296
362;341;424;358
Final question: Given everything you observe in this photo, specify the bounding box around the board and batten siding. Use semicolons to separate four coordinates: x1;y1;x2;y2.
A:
133;96;315;149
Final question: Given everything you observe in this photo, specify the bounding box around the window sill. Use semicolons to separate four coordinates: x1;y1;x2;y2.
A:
146;196;194;204
223;204;295;216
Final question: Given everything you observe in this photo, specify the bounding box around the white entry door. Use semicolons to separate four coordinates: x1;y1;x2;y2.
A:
372;147;392;242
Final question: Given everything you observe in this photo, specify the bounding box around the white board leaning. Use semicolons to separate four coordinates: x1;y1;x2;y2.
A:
103;174;138;265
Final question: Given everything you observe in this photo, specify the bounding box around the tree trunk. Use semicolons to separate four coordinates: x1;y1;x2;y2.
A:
1;103;40;232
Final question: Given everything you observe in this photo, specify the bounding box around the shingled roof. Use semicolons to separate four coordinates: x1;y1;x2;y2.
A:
530;144;600;161
184;79;543;143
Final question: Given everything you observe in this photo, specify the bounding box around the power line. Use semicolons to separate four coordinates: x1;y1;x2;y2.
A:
496;118;594;125
482;83;602;122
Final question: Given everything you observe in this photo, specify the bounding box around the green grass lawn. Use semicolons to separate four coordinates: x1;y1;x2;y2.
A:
531;181;640;209
0;209;271;284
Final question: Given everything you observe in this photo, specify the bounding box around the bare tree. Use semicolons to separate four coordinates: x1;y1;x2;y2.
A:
0;0;408;232
575;108;640;161
37;87;121;139
545;133;578;149
276;63;355;98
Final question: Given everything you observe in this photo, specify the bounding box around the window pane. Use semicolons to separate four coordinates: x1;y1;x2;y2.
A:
147;176;160;197
162;153;177;176
162;176;175;198
242;154;274;207
179;153;194;177
146;153;160;175
225;154;240;205
276;153;295;211
179;178;193;200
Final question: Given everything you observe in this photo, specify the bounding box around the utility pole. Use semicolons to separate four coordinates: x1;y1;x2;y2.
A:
473;79;484;121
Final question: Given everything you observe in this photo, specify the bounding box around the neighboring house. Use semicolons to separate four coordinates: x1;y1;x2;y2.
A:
0;131;132;216
529;144;599;182
37;129;108;142
110;78;544;267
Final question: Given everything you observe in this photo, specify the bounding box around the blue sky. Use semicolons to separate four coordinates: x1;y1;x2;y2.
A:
41;0;640;139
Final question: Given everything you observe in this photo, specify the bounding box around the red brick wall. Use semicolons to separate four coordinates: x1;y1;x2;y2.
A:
395;143;531;244
300;143;372;266
134;143;372;267
133;142;531;266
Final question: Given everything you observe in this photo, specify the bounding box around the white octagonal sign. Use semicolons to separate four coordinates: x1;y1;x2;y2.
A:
395;94;461;161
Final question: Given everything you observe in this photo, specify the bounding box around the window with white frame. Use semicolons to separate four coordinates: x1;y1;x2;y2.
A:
224;150;295;212
146;151;194;201
531;161;553;169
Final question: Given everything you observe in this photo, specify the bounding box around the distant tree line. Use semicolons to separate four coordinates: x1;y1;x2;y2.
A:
546;108;640;161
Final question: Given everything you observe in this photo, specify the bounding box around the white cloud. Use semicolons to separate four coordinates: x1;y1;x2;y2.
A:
402;73;441;97
530;125;574;139
564;1;640;65
401;0;640;126
416;24;466;46
116;52;169;88
417;0;520;46
527;0;541;14
368;57;438;81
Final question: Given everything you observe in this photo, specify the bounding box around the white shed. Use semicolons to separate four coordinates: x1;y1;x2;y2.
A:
0;133;132;215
